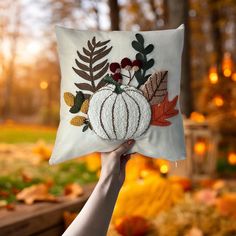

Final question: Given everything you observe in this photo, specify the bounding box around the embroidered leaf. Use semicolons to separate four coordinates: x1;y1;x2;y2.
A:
96;79;107;90
94;46;107;55
93;59;108;72
72;68;91;81
69;91;85;114
75;59;90;71
82;124;89;132
144;44;154;54
73;37;112;94
87;40;93;51
140;71;168;105
84;119;93;130
92;47;112;64
80;99;89;114
94;64;109;80
83;47;90;56
77;51;90;63
151;93;179;126
135;33;144;44
70;116;86;126
145;59;155;70
132;33;155;88
131;41;143;52
92;36;96;46
136;53;144;61
64;92;75;107
96;39;110;47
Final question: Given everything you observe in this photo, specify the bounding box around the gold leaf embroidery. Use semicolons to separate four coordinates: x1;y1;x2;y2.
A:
64;92;75;107
70;116;86;126
80;100;89;114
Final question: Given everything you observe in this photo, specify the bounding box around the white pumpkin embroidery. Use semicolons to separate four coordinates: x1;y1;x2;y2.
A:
88;84;151;140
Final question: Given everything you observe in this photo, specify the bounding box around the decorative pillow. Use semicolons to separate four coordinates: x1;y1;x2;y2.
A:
49;25;186;165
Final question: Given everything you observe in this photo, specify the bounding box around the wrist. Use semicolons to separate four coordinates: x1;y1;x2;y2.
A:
98;172;121;194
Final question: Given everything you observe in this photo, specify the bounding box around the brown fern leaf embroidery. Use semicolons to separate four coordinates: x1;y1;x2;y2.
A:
140;71;168;105
72;37;112;95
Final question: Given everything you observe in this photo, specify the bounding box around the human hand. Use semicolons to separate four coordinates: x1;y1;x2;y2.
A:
100;140;135;189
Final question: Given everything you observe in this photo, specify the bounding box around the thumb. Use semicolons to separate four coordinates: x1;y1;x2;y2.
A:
113;139;135;156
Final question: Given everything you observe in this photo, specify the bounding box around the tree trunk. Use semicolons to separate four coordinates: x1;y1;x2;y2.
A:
108;0;120;30
2;2;21;118
167;0;193;117
209;1;222;70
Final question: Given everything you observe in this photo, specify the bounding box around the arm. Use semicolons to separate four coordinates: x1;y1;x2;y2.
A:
62;139;135;236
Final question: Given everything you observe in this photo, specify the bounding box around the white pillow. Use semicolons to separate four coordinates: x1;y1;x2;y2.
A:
49;25;186;165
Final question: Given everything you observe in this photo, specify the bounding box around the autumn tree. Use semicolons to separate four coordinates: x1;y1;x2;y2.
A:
0;1;22;118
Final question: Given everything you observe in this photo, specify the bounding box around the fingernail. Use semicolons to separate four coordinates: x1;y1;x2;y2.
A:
127;139;135;145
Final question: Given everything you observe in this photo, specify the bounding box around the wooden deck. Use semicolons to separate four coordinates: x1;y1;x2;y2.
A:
0;184;95;236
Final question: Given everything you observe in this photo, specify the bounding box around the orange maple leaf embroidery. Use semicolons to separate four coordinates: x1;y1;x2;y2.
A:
151;93;179;126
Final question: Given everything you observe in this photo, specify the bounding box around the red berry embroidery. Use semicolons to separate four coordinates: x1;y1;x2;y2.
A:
113;73;122;82
132;59;142;69
110;62;120;73
121;57;132;69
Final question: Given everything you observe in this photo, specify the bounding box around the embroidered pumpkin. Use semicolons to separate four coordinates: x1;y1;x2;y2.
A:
88;84;151;140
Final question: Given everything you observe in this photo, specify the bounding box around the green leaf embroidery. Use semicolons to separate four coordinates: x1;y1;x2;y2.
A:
131;41;143;53
132;33;155;88
144;45;154;54
135;33;144;44
72;36;112;94
69;91;85;114
82;125;89;132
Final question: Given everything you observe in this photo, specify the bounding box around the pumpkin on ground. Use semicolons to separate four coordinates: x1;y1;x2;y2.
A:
112;176;183;222
88;84;151;140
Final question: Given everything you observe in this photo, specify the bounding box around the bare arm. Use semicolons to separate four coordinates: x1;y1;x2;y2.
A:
62;140;135;236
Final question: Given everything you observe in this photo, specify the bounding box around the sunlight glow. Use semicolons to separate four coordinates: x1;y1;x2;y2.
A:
40;81;48;90
228;152;236;165
160;164;169;174
209;66;218;84
212;96;224;107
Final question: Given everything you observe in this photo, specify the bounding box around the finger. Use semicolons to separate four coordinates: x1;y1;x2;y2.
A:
113;140;135;156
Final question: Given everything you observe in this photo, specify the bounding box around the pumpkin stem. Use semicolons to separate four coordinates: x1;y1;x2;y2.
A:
103;75;124;94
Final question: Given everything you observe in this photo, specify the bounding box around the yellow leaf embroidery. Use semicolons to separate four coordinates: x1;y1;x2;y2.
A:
64;92;75;107
70;116;86;126
80;99;89;114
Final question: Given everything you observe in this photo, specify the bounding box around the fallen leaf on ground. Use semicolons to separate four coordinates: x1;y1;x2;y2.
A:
21;171;33;183
6;203;15;211
0;190;9;198
64;183;84;199
0;200;7;208
16;183;57;205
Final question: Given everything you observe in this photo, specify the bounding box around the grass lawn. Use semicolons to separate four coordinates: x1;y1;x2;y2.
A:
0;124;56;143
